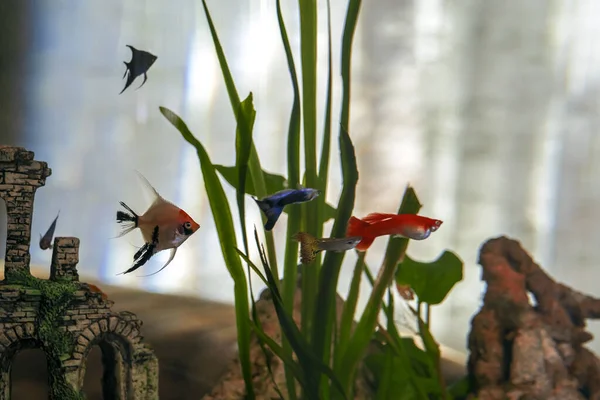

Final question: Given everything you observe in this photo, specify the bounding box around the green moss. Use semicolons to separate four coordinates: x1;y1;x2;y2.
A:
9;269;85;400
0;284;27;290
145;361;159;395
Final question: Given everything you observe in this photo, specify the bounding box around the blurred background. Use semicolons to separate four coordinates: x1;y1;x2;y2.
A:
1;0;600;381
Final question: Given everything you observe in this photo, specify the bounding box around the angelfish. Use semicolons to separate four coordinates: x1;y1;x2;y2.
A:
253;188;321;231
39;211;59;250
115;171;200;276
292;232;362;264
346;213;443;252
119;45;158;94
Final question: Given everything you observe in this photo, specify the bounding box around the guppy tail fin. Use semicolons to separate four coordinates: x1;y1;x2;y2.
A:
253;197;283;231
346;216;375;252
292;232;321;264
116;201;139;238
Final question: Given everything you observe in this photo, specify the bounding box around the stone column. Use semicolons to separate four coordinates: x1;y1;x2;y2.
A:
0;146;51;282
50;237;80;282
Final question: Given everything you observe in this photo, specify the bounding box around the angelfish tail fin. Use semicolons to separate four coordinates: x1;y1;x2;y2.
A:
116;201;139;237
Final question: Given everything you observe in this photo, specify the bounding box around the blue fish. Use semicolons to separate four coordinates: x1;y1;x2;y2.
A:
253;188;321;231
120;45;158;94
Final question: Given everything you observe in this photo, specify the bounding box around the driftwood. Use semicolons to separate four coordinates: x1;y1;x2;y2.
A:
467;236;600;400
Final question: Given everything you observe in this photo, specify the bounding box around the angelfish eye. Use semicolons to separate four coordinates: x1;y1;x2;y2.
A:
184;222;192;229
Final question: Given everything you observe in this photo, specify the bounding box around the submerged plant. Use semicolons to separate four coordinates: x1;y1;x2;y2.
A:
160;0;465;399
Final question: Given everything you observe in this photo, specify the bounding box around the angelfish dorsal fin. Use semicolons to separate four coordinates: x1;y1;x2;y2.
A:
134;170;168;208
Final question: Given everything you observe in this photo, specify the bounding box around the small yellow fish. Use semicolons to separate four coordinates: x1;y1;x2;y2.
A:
292;232;362;264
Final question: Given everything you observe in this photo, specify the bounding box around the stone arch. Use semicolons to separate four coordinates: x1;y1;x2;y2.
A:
80;332;133;399
0;334;46;399
70;316;141;399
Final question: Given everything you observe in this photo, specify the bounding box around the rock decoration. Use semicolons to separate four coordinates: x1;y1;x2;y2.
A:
467;236;600;400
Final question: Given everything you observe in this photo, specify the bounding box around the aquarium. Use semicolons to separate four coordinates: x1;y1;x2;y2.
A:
2;0;600;399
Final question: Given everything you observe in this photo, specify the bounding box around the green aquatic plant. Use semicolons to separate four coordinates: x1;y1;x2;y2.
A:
160;0;466;399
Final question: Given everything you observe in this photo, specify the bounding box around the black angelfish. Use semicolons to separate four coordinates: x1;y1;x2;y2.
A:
119;45;158;94
39;211;60;250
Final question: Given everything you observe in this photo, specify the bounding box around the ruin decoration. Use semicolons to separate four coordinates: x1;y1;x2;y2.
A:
0;146;159;399
467;236;600;400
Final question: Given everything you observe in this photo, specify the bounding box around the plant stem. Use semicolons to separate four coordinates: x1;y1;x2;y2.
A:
298;0;319;345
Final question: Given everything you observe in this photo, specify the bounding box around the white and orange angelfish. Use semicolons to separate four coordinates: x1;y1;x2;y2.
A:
115;171;200;276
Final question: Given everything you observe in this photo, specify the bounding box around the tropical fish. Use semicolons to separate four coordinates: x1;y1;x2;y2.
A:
253;188;321;231
119;45;158;94
346;213;443;252
39;211;60;250
115;171;200;276
292;232;362;264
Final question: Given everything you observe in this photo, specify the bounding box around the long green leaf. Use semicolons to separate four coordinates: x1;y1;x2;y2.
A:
317;0;334;238
312;123;359;394
200;0;279;280
234;94;256;326
236;248;268;286
339;0;362;132
200;0;240;108
298;0;320;346
316;2;334;395
236;247;298;399
159;106;254;398
235;247;293;400
276;0;303;398
253;227;348;400
376;348;394;400
297;0;319;207
234;94;256;256
337;252;365;358
335;186;421;398
250;320;308;391
320;0;363;394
